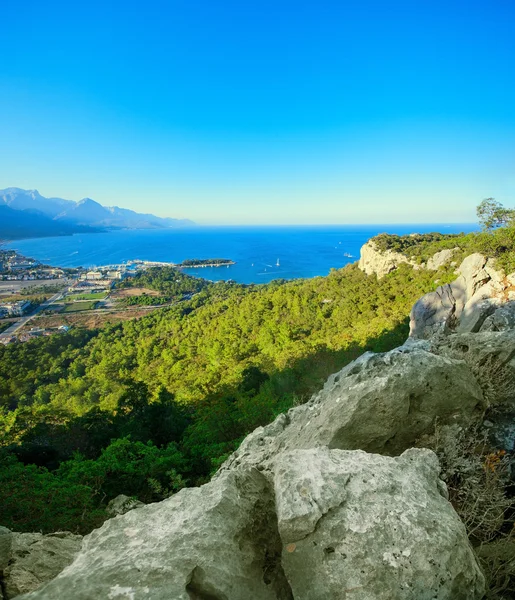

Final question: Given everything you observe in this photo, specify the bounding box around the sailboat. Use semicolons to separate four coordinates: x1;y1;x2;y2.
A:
276;258;280;267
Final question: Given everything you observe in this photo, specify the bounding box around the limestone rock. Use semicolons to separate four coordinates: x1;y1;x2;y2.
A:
0;527;12;574
481;301;515;332
274;448;484;600
410;253;508;339
457;253;492;297
3;532;82;598
105;494;145;517
19;448;485;600
358;240;414;278
219;343;484;476
427;248;458;270
434;330;515;405
18;469;292;600
409;281;465;338
284;346;484;455
457;296;501;334
484;405;515;452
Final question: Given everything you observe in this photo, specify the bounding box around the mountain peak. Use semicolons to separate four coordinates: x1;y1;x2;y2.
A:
1;187;194;234
77;197;101;206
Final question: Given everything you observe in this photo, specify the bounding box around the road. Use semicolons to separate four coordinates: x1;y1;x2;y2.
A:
0;291;63;338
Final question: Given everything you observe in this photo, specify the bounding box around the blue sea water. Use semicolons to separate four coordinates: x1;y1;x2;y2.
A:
6;224;478;285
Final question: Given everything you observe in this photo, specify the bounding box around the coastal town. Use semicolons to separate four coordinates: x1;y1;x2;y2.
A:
0;249;234;345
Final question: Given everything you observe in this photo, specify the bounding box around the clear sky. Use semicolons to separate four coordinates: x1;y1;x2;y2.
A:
1;0;514;224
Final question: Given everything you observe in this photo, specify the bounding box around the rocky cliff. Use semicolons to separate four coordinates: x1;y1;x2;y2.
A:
4;252;515;599
358;238;458;278
358;240;417;278
410;252;515;339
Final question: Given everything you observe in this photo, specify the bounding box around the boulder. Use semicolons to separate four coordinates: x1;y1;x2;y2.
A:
18;469;292;600
20;449;485;600
410;253;507;339
3;532;82;599
0;527;12;574
219;343;484;475
409;282;465;338
433;330;515;405
105;494;145;517
427;248;458;270
457;296;501;334
285;347;484;455
358;240;414;278
457;253;492;297
274;448;484;600
481;301;515;332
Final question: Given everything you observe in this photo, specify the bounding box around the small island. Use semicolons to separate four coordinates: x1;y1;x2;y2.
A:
178;258;235;268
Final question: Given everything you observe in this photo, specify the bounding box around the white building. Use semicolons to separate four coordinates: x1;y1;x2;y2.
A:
85;271;103;281
4;300;31;316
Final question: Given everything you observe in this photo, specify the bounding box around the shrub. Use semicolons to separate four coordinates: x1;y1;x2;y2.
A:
427;422;515;598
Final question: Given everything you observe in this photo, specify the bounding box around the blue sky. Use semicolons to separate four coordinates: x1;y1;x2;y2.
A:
0;0;514;224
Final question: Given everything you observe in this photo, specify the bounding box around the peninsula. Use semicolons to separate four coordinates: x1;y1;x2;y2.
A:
178;258;235;268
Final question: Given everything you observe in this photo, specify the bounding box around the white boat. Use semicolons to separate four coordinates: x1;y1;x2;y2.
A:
276;258;280;267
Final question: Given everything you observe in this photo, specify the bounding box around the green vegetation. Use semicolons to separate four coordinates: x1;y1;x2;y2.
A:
2;201;515;582
477;198;515;231
117;266;209;297
68;292;107;301
179;258;234;266
0;321;11;334
120;295;171;307
20;284;64;296
373;200;515;273
0;261;447;533
62;301;98;313
372;232;462;255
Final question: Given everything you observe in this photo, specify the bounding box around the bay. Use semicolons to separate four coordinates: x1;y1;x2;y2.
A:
5;224;478;284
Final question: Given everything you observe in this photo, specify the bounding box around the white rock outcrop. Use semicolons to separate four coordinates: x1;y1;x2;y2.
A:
410;253;509;339
18;447;485;600
105;494;145;517
358;240;458;278
2;532;82;599
433;329;515;405
275;448;484;600
358;241;415;278
218;342;484;471
18;470;291;600
426;248;458;270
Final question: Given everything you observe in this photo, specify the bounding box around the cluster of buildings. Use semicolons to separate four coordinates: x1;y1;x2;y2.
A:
79;268;126;281
1;251;144;285
0;325;70;345
0;250;65;281
0;300;31;318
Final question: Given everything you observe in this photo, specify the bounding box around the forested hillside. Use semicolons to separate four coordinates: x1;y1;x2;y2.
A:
4;213;515;535
0;258;456;533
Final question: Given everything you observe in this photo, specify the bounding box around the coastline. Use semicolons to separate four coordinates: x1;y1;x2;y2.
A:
4;223;479;285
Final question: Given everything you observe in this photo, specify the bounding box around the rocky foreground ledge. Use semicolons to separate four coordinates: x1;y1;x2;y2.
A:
4;252;515;599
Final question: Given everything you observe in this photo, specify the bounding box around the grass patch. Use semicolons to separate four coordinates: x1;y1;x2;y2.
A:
66;292;107;301
62;301;98;313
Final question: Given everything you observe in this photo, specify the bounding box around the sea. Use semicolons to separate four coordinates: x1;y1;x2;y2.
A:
5;224;478;285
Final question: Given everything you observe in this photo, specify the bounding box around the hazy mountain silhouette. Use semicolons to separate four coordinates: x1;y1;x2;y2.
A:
0;188;194;239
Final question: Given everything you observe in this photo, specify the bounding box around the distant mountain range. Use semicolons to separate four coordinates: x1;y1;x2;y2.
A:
0;188;194;240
